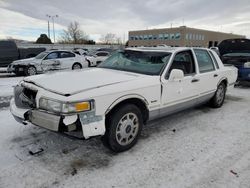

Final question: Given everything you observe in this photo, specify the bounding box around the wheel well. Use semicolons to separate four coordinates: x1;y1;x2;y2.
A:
219;79;228;88
87;60;91;67
72;62;82;69
106;98;149;124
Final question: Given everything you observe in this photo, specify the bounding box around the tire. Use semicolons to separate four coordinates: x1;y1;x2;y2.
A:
72;63;82;70
209;82;226;108
103;104;143;152
25;66;37;76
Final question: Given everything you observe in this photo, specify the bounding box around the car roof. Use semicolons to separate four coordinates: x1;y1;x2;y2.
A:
45;50;76;53
125;47;209;53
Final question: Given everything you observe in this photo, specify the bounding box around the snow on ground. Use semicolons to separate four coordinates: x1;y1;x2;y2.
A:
0;74;23;97
0;75;250;188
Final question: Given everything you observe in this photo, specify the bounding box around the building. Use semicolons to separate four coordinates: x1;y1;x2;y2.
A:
128;26;245;48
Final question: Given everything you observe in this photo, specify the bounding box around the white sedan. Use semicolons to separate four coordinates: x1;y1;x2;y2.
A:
85;51;110;67
10;47;238;152
7;50;88;76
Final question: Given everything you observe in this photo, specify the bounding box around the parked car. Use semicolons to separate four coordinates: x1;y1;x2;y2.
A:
73;48;88;56
7;50;88;76
219;38;250;82
0;40;46;67
85;51;110;66
10;47;237;152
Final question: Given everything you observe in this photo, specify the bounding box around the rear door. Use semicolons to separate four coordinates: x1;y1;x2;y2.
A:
59;51;76;69
193;49;219;101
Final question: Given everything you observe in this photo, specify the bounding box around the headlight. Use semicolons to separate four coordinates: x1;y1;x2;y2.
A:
244;62;250;68
39;98;62;112
39;98;92;114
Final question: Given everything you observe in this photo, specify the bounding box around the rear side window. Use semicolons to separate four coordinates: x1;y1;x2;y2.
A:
60;52;75;58
208;51;219;69
194;49;215;73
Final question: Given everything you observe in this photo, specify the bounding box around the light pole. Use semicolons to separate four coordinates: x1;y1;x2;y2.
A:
46;14;51;39
47;14;59;43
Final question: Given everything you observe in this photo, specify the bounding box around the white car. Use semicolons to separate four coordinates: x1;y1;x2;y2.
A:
10;47;238;152
85;51;110;66
7;50;88;76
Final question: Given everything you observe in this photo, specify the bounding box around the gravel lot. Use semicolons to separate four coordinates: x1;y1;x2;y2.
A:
0;74;250;188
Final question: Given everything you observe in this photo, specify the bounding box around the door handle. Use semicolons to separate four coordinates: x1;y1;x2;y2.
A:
191;78;200;83
214;74;218;77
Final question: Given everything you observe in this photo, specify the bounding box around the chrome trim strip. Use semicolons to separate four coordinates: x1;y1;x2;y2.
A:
163;95;199;106
149;92;215;121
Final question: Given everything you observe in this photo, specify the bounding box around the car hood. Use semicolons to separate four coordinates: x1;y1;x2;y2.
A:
12;57;36;65
218;39;250;56
23;68;144;96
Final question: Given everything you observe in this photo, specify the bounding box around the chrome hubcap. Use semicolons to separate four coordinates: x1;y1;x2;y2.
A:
28;67;36;75
216;85;224;104
116;113;139;146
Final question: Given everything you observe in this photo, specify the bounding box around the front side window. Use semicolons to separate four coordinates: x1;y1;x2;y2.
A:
98;50;171;75
45;52;59;60
194;49;215;73
167;50;195;77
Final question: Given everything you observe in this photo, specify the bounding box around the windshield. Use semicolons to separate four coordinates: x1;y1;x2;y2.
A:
35;52;49;59
98;50;171;75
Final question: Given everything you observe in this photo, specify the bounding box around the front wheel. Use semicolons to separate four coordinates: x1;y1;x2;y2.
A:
209;82;226;108
103;104;143;152
25;66;37;76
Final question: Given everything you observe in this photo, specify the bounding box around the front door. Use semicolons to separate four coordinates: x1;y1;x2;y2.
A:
41;52;61;72
160;50;200;115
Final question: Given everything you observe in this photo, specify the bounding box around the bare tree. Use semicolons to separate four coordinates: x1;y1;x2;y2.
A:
59;21;89;44
100;33;118;44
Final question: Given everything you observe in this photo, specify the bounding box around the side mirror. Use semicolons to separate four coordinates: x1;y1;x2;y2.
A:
169;69;184;81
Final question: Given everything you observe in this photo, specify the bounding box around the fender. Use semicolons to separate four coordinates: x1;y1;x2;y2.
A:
217;77;228;87
105;94;149;115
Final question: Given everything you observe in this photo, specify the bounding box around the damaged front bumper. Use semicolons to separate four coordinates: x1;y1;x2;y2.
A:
10;98;105;139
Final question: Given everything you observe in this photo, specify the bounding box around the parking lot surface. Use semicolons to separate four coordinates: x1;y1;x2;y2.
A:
0;75;250;188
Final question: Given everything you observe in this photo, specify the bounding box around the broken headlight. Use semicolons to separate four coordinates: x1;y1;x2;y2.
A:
39;97;93;114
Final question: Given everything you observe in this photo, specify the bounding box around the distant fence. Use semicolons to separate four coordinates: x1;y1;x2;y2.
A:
16;43;124;51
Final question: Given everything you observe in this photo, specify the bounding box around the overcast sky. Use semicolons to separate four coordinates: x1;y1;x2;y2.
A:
0;0;250;42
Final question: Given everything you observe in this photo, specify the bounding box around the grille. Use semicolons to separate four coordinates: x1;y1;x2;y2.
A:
14;86;37;109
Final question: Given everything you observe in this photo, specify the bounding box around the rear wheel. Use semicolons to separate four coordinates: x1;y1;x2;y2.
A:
209;82;226;108
103;104;143;152
25;66;37;76
72;63;82;70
